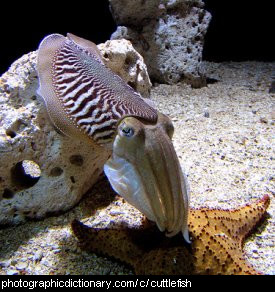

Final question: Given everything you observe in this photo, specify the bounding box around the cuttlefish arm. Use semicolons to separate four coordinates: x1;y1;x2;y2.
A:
104;113;190;242
36;33;190;242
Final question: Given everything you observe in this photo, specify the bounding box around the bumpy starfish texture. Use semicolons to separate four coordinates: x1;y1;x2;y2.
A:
71;195;270;275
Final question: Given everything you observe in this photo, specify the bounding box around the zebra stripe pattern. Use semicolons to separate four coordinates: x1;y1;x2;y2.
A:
51;36;157;145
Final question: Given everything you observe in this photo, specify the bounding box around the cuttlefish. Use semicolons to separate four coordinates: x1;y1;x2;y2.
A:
36;33;190;242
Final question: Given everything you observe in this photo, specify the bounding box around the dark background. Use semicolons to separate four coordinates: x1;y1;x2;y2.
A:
0;0;273;74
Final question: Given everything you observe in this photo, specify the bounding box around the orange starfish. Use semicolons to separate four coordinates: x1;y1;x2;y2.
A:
71;195;270;275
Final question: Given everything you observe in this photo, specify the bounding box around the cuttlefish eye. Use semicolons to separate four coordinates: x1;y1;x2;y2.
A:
119;123;135;138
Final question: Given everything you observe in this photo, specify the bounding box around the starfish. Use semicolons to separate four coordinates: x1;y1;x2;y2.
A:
71;194;270;275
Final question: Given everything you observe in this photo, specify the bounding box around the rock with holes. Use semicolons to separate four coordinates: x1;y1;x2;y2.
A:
0;38;152;225
98;39;152;98
110;0;212;87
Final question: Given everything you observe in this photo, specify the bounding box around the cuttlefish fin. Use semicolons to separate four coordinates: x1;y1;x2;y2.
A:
67;33;104;65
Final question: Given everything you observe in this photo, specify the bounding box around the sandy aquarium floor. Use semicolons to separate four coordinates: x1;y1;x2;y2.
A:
0;61;274;275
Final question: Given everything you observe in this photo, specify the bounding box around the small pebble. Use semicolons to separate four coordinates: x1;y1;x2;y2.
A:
33;251;43;262
7;269;19;275
260;117;268;124
109;210;124;216
204;111;210;118
40;259;52;267
16;262;28;270
0;260;11;268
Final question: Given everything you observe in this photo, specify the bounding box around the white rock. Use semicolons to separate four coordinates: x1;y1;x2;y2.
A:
0;38;151;225
98;39;152;98
110;0;212;87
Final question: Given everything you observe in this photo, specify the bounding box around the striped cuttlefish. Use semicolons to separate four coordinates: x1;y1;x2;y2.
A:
37;33;190;242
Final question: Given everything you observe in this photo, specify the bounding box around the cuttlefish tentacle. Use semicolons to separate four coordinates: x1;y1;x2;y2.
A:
37;33;190;241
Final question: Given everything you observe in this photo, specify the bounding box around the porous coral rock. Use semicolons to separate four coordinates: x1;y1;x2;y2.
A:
98;39;152;98
0;39;151;225
110;0;212;87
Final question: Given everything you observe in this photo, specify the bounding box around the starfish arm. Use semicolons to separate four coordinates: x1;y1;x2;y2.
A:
135;247;194;275
188;195;270;275
190;228;262;275
196;194;270;245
